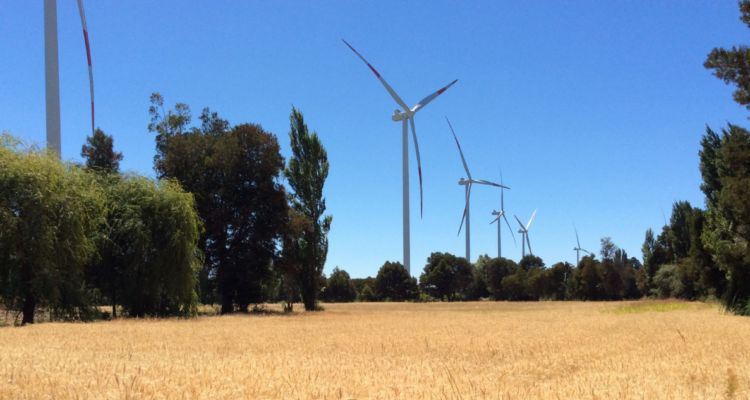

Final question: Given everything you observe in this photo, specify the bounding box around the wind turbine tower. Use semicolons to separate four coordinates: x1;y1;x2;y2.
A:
573;225;590;266
515;209;537;258
490;172;515;258
448;118;508;263
342;40;457;274
44;0;95;158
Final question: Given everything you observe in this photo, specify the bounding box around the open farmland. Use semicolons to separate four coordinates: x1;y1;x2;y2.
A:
0;301;749;399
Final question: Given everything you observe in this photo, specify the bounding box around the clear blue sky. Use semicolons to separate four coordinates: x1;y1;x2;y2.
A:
1;1;748;278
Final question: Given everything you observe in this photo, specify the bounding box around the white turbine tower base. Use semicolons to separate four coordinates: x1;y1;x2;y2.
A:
448;118;508;263
343;40;457;274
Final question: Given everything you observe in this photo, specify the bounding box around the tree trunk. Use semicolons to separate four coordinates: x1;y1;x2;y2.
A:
221;293;234;314
285;272;294;312
21;292;35;325
112;291;117;319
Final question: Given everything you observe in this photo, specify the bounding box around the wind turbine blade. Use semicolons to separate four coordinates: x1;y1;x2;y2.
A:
457;184;471;236
574;224;581;248
526;209;537;230
490;216;500;224
446;117;471;179
472;179;508;188
411;79;458;113
342;40;410;112
581;249;590;254
503;214;517;246
409;117;423;219
526;235;533;256
77;0;94;135
514;215;525;230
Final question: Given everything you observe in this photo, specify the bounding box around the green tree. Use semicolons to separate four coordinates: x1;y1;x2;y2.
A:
360;284;376;302
688;207;726;298
327;267;357;303
419;252;473;301
700;124;750;313
81;128;123;173
375;261;418;301
151;95;288;314
284;106;332;311
485;257;518;300
276;209;310;312
86;173;202;318
0;135;106;324
668;201;693;261
463;254;491;300
704;1;750;114
519;255;544;272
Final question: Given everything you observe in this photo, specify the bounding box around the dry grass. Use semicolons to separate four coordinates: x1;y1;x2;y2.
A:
0;301;749;399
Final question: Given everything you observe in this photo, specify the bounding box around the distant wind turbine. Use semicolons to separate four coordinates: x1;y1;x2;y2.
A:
342;39;458;274
515;209;537;258
448;118;508;263
573;224;590;266
489;171;515;259
45;0;95;157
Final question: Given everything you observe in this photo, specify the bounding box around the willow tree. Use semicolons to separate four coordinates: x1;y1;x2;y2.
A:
87;173;202;317
284;107;332;311
0;134;105;324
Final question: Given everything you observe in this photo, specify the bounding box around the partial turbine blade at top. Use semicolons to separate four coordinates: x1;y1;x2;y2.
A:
411;79;458;114
342;40;410;112
77;0;94;135
526;209;537;230
502;214;517;246
409;117;423;219
446;117;471;179
574;224;581;248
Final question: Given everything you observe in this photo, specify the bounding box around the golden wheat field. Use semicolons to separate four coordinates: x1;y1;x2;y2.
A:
0;301;749;399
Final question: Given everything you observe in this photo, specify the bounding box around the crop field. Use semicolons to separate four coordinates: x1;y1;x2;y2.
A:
0;301;748;399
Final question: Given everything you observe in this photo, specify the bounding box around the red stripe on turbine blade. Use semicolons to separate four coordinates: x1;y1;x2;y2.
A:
437;80;458;95
367;64;380;78
83;30;91;66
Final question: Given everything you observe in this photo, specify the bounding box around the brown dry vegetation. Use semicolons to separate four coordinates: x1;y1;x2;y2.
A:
0;301;749;399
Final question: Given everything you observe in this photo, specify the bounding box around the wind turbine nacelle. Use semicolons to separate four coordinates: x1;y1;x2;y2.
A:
458;178;470;185
391;109;412;121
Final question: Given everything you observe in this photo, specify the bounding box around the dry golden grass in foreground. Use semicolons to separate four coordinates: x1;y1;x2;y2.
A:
0;301;749;399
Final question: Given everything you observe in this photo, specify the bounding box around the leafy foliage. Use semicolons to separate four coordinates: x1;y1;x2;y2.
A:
375;262;418;301
80;128;123;174
0;135;106;323
284;107;332;311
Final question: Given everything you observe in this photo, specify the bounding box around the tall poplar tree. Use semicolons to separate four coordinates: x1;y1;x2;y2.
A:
284;106;332;311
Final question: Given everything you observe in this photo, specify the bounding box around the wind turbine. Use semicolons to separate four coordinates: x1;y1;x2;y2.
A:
514;209;537;258
45;0;95;158
343;40;457;274
447;118;508;263
573;224;590;266
490;171;515;259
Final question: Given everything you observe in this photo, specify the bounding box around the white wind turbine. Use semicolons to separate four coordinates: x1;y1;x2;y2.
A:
447;118;508;263
573;225;590;267
343;40;457;274
45;0;96;158
489;172;515;259
514;209;537;258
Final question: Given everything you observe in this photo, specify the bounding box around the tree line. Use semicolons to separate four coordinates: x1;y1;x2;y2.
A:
0;95;331;324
